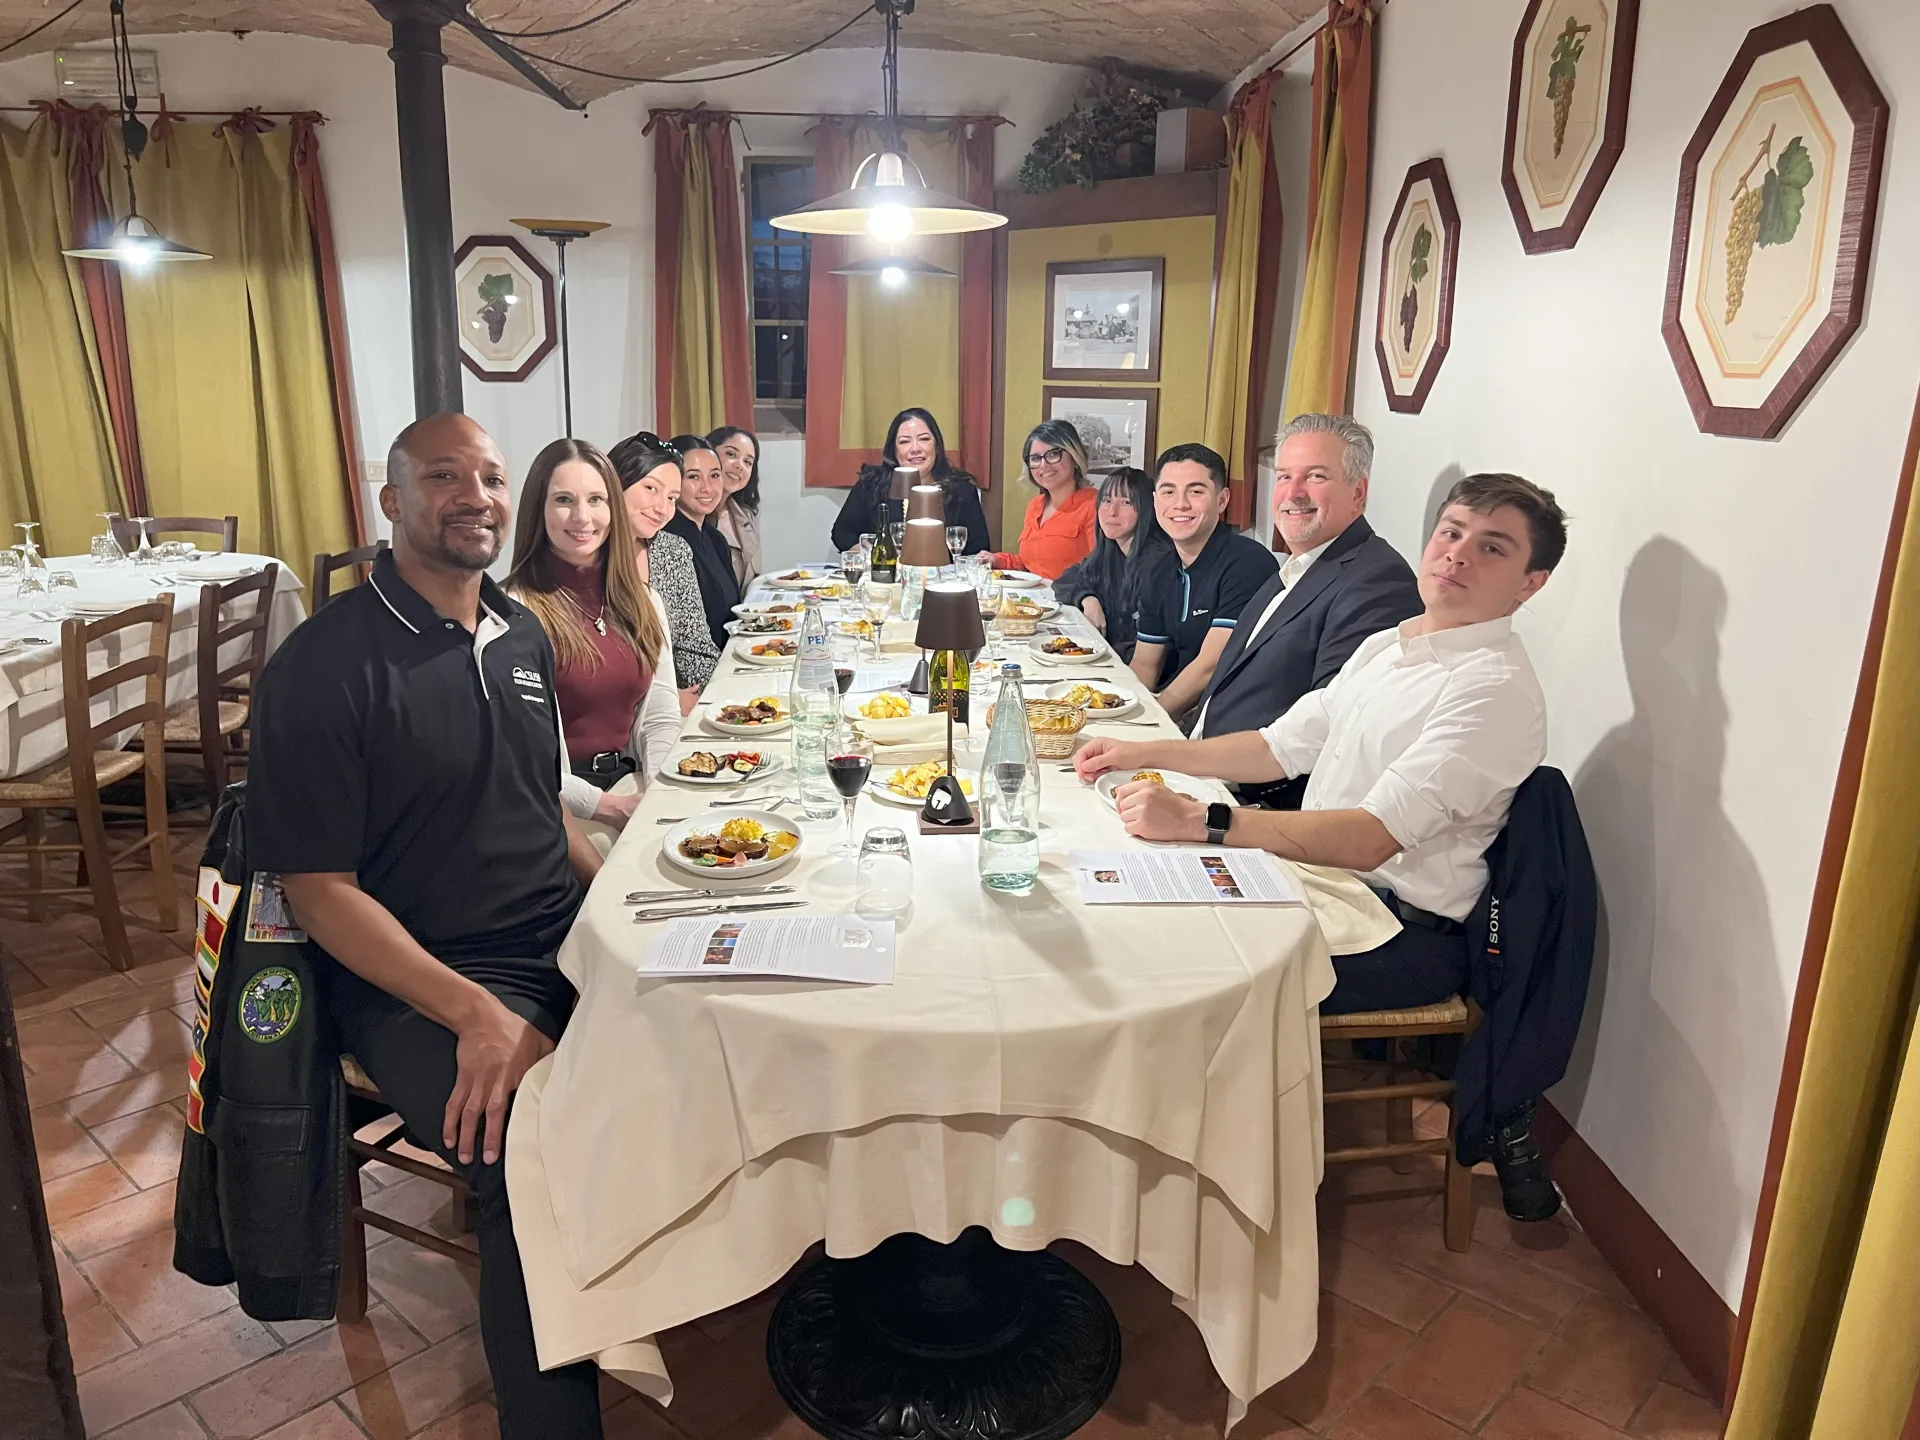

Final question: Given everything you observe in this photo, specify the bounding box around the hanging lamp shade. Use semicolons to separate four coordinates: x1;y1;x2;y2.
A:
773;149;1005;239
63;213;211;266
830;253;956;289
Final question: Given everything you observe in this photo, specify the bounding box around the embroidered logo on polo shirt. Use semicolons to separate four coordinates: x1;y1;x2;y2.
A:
237;967;302;1044
511;666;545;691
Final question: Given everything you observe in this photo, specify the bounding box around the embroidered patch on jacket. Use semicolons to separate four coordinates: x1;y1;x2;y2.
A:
186;867;243;1134
237;966;303;1045
244;872;308;944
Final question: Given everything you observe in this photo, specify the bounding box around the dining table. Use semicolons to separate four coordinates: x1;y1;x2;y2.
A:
0;551;305;780
506;567;1401;1434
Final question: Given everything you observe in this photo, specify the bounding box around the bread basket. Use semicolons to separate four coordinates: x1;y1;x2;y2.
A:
986;699;1086;758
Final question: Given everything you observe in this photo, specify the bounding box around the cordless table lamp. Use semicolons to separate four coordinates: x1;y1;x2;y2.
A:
900;518;951;689
906;485;944;521
913;581;986;833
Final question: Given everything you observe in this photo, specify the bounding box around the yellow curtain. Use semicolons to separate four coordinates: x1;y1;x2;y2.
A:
652;111;751;438
839;126;962;451
1726;447;1919;1439
0;119;124;556
666;134;728;435
1282;3;1374;422
115;121;352;566
1202;72;1276;502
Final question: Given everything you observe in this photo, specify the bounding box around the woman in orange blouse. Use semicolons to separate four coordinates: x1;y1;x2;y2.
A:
994;420;1098;580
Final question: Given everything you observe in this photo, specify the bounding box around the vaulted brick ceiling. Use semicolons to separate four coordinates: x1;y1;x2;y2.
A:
0;0;1322;103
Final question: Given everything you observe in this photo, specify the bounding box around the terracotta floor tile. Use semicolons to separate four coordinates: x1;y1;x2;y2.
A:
1627;1382;1723;1440
42;1159;138;1222
1049;1242;1180;1337
26;1047;141;1106
98;1401;214;1439
1389;1213;1584;1329
63;1070;187;1129
1525;1295;1673;1427
94;1007;195;1072
1093;1309;1232;1440
658;1304;783;1439
1320;1237;1455;1332
6;954;49;996
1319;1176;1440;1252
338;1323;492;1439
81;1224;238;1343
1661;1354;1713;1400
1483;1387;1633;1440
265;1315;337;1347
57;1241;102;1315
1258;1293;1416;1430
22;1009;111;1071
1327;1387;1470;1439
1379;1296;1548;1430
78;1306;281;1434
78;973;200;1029
32;1101;110;1180
190;1304;427;1438
411;1399;500;1439
6;913;116;965
1506;1210;1636;1303
257;1401;371;1439
16;968;140;1020
688;1291;778;1346
604;1395;689;1440
66;1300;138;1374
52;1177;178;1260
121;947;196;985
88;1104;188;1190
361;1175;476;1249
365;1242;482;1344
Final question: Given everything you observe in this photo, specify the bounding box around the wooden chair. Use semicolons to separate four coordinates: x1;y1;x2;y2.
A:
0;597;179;968
338;1054;478;1322
150;565;278;809
1321;997;1480;1252
111;515;239;553
312;541;389;610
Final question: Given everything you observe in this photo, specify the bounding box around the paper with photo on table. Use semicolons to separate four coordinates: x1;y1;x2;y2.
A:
1070;849;1302;906
849;658;916;692
636;914;896;984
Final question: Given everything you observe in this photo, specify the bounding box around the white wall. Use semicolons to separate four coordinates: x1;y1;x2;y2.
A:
0;33;1090;566
1341;0;1920;1305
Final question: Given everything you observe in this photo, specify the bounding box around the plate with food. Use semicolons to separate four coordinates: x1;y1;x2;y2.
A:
705;696;792;736
726;614;797;636
765;567;836;590
733;636;798;665
1045;680;1140;719
997;594;1057;621
663;749;781;786
1027;632;1109;665
990;569;1045;588
662;810;802;875
732;600;805;618
845;690;915;722
869;759;976;808
1093;768;1218;809
804;581;853;599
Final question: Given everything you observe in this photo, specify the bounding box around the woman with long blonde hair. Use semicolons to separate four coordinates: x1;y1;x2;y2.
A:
505;438;679;833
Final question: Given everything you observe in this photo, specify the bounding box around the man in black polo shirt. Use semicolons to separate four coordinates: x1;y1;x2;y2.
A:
247;414;605;1440
1129;443;1278;726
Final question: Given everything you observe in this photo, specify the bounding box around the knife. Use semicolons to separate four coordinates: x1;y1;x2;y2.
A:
631;899;809;923
625;884;796;903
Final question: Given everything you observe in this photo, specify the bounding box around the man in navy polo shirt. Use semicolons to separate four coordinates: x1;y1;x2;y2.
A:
1129;443;1278;726
247;414;606;1440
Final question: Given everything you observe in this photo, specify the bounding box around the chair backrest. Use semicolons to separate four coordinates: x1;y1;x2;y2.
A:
111;515;240;553
58;594;176;794
312;541;389;608
196;564;279;733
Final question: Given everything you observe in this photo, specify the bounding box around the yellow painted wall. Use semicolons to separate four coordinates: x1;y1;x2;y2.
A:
1000;215;1218;545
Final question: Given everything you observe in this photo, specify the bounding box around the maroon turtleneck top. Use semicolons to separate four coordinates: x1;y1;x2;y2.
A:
550;559;650;757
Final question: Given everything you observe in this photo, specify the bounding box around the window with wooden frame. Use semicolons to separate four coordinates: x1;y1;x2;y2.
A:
746;159;814;426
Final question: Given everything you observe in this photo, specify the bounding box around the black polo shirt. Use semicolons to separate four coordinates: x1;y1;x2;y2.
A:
1134;525;1278;685
246;549;582;981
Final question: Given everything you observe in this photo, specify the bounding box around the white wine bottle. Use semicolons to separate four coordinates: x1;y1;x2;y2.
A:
869;518;899;583
928;648;970;728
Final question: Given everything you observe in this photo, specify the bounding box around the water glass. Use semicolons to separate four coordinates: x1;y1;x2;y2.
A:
48;570;78;595
856;826;914;921
946;525;968;558
159;540;196;562
0;548;21;580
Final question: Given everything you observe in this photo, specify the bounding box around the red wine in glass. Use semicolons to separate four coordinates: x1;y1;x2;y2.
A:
826;753;872;797
835;666;855;694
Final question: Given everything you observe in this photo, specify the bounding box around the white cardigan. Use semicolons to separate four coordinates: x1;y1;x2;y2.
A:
551;587;682;819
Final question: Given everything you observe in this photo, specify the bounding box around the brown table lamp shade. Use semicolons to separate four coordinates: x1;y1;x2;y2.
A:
914;582;987;653
901;518;951;567
907;485;944;521
890;467;920;501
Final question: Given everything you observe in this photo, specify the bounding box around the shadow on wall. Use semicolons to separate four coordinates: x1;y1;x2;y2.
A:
1424;463;1465;539
1557;537;1784;1291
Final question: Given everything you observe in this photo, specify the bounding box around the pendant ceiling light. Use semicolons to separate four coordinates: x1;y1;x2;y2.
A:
771;0;1006;240
61;0;210;268
830;253;956;290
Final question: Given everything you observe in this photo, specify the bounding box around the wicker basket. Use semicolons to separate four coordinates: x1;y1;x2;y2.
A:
986;699;1087;758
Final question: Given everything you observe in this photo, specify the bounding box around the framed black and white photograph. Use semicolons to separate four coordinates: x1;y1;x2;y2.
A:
454;234;557;382
1043;385;1160;474
1043;258;1164;382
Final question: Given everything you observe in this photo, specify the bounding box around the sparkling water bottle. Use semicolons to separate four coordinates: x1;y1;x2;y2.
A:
789;607;840;819
978;662;1041;894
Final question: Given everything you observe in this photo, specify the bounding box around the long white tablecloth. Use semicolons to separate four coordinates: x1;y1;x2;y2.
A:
0;553;305;778
508;574;1399;1430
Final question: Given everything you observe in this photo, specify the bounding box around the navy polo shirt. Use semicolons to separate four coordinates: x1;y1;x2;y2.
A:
1134;525;1279;684
246;549;582;978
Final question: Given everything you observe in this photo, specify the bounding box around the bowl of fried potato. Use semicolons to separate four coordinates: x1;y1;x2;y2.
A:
869;759;976;807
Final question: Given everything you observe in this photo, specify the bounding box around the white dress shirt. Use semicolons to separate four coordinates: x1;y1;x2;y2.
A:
1258;615;1546;919
1191;539;1332;740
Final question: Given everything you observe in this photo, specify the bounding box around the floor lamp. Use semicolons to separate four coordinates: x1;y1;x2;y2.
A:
512;218;607;436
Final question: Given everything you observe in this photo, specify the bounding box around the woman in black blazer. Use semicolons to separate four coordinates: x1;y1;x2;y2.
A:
662;433;741;648
830;407;991;555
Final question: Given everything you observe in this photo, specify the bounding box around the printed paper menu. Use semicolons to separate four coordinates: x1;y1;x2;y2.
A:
636;914;896;983
1069;849;1302;906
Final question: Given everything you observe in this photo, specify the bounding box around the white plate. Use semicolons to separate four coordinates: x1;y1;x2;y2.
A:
661;750;784;786
1027;634;1109;666
866;768;975;808
177;561;260;581
1044;680;1140;719
1094;769;1218;809
732;637;799;666
660;808;804;877
991;570;1045;588
732;600;807;617
843;690;919;722
725;616;800;637
764;569;837;589
704;702;792;737
995;597;1058;621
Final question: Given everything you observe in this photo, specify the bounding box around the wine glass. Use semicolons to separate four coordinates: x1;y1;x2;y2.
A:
14;521;42;569
863;589;891;664
946;525;968;559
127;518;160;566
94;513;126;565
831;632;860;696
17;550;46;596
841;546;868;590
826;731;873;857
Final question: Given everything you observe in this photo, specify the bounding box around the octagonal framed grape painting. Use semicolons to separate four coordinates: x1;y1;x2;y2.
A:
454;234;557;383
1661;5;1887;439
1501;0;1639;253
1374;159;1460;415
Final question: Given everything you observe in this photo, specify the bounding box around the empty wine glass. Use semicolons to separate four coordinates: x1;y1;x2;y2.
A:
946;525;968;559
127;517;160;566
14;521;42;568
863;589;891;664
17;550;47;596
93;513;126;565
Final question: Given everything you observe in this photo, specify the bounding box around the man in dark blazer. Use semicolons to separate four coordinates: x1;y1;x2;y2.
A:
1189;414;1422;805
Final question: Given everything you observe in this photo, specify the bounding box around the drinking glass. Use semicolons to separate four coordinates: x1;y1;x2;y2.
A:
831;633;860;695
946;525;968;559
856;826;915;921
159;540;196;562
863;590;891;663
48;570;78;596
840;546;869;590
17;552;46;596
826;733;874;857
0;548;21;583
94;513;126;565
127;518;160;566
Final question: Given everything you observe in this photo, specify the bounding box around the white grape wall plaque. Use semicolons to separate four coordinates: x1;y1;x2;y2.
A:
1372;159;1460;416
453;235;558;383
1660;5;1887;440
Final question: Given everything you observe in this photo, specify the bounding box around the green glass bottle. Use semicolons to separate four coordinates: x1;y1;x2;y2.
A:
928;647;970;728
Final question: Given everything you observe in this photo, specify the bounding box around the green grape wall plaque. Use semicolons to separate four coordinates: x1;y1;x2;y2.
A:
1374;159;1459;415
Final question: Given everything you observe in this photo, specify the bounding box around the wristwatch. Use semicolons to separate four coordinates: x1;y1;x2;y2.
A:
1204;802;1234;846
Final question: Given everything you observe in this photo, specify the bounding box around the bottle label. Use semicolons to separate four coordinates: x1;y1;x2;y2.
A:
930;687;969;728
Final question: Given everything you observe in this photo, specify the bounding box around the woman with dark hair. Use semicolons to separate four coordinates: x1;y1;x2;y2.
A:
663;433;741;649
829;407;991;556
993;419;1097;580
608;432;717;702
504;438;679;835
708;425;762;588
1053;466;1170;662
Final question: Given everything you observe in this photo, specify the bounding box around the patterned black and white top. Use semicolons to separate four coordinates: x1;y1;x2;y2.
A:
649;528;719;691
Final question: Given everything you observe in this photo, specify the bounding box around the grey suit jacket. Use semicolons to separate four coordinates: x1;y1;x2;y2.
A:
1194;517;1423;740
